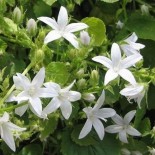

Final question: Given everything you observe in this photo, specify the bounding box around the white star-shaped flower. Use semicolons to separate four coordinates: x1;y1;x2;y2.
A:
11;67;57;117
92;43;142;85
120;32;145;56
79;90;116;140
0;112;26;151
120;83;145;108
116;20;124;29
42;80;81;119
38;6;88;48
105;110;141;143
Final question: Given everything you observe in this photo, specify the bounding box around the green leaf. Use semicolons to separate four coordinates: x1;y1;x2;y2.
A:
18;144;42;155
61;129;121;155
147;84;155;110
6;0;15;6
33;1;51;18
134;101;146;128
125;139;148;153
138;117;151;134
82;17;106;46
40;114;58;140
46;62;70;85
126;13;155;41
100;0;119;3
43;0;57;6
105;85;120;105
71;125;98;146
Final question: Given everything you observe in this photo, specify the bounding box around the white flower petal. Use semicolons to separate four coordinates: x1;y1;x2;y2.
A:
66;91;81;102
16;91;29;102
44;82;61;92
44;30;61;44
42;97;61;115
121;44;137;56
15;104;28;116
119;69;136;85
112;114;123;125
79;119;92;139
95;108;116;119
37;17;58;30
13;74;30;90
118;130;128;143
137;91;145;108
111;43;122;67
37;88;58;98
124;110;136;125
130;42;145;50
93;90;105;110
93;118;105;140
65;23;88;33
31;67;45;87
1;124;16;151
126;125;141;136
121;54;142;69
120;84;144;96
104;69;118;85
60;100;72;119
63;32;79;48
125;32;138;43
57;6;68;29
105;125;123;133
29;98;42;116
92;56;112;69
7;122;26;131
62;80;76;92
5;92;17;102
0;112;9;122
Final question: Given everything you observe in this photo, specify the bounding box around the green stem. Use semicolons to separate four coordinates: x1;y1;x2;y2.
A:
0;102;27;113
122;0;128;21
0;62;34;105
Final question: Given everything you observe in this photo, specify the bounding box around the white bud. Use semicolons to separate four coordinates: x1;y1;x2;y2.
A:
149;148;155;155
82;93;95;102
13;7;22;24
116;20;124;29
27;18;37;36
141;5;149;15
80;31;90;45
121;148;131;155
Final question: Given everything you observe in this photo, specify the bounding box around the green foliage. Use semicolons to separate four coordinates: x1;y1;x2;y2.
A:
61;129;121;155
43;0;57;6
100;0;119;3
82;17;106;46
46;62;70;85
40;114;58;140
33;1;51;17
18;144;42;155
126;13;155;41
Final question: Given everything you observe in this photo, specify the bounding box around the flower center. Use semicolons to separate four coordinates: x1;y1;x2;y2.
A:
28;87;36;96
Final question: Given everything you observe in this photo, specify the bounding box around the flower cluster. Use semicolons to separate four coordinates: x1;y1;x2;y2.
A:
1;5;147;153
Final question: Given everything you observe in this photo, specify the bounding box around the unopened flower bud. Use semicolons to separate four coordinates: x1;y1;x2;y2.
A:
90;70;99;86
80;31;90;45
82;93;95;102
77;79;87;89
116;20;124;29
12;7;22;24
121;148;131;155
149;147;155;155
141;5;149;15
76;68;85;78
27;18;37;36
35;49;44;63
